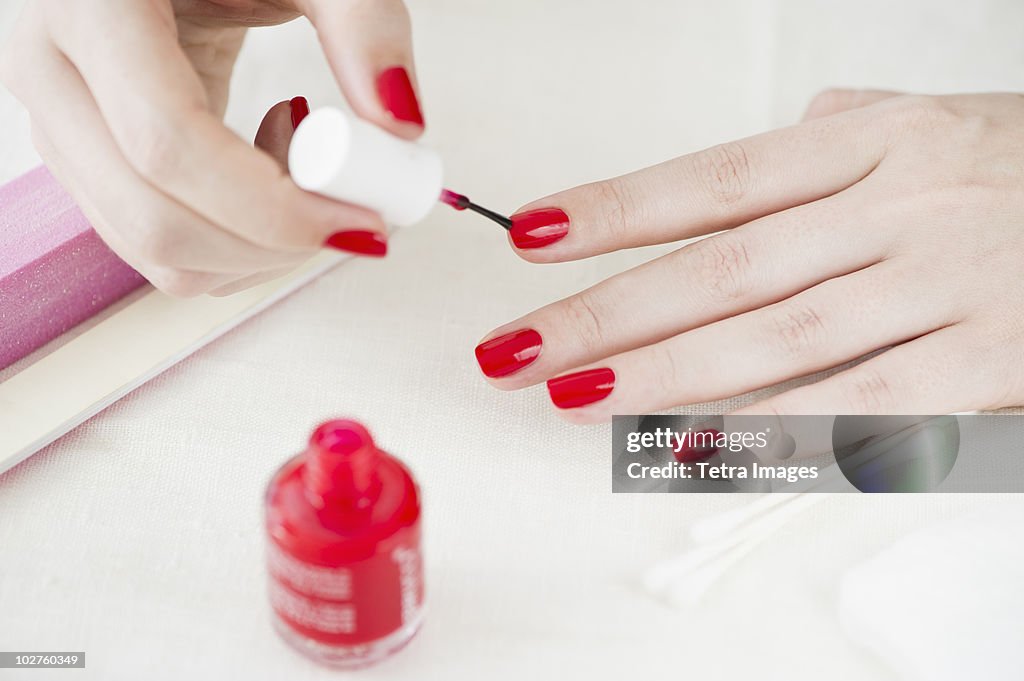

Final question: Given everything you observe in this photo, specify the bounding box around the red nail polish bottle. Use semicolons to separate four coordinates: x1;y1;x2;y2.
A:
265;420;424;668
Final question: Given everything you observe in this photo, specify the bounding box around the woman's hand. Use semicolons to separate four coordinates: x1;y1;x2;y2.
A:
476;91;1024;420
0;0;425;296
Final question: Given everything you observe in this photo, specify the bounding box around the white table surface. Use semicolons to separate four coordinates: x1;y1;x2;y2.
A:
2;1;1023;679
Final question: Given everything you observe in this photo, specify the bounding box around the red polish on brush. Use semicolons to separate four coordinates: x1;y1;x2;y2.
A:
440;189;512;230
265;420;424;668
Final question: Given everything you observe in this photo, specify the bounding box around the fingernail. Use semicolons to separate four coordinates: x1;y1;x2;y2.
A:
377;66;424;127
475;329;543;378
325;230;387;257
290;96;310;130
510;208;570;249
674;429;721;463
547;368;615;409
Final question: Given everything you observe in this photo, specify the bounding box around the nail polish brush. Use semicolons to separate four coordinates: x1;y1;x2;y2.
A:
289;107;511;229
439;189;512;230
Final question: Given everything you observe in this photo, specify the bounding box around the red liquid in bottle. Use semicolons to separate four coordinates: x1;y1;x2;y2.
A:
265;420;424;668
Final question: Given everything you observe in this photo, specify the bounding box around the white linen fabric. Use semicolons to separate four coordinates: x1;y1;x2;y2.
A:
2;1;1023;679
840;505;1024;681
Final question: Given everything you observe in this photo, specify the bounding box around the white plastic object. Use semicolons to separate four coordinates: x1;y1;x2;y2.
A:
289;107;443;227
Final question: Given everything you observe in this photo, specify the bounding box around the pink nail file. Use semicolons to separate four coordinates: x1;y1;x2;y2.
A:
0;165;146;370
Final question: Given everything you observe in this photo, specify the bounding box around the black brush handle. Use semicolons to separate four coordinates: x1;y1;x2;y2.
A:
467;202;513;230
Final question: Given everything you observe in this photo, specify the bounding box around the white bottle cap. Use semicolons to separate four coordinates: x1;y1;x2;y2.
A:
289;107;443;227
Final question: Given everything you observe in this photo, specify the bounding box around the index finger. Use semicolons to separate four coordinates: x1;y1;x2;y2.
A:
507;101;893;262
45;0;384;252
301;0;425;140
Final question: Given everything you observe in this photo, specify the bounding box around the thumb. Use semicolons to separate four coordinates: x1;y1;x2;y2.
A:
301;0;425;140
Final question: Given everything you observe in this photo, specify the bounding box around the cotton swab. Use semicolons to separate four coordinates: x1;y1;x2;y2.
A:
643;493;827;606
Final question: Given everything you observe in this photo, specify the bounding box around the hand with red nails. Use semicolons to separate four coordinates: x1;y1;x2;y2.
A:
480;91;1024;420
0;0;425;296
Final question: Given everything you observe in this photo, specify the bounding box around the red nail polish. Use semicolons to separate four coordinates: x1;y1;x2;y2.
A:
377;67;424;127
674;429;722;463
547;368;615;409
290;96;310;130
265;420;424;668
475;329;543;378
509;208;570;249
325;230;388;257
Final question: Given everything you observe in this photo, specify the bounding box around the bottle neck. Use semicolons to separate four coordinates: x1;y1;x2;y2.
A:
302;421;382;504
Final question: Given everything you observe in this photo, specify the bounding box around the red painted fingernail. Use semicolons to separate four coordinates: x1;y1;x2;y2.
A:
475;329;543;378
674;429;722;463
547;368;615;409
377;67;424;127
509;208;570;249
290;96;310;130
325;230;387;257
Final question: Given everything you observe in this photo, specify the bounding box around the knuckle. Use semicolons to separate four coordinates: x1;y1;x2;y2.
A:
981;371;1012;411
122;116;185;185
693;140;752;207
252;180;313;251
743;400;787;418
807;88;851;116
30;124;55;160
1004;347;1024;409
651;344;684;402
767;303;829;360
135;223;186;269
563;289;608;354
972;323;1024;410
29;123;44;148
882;95;959;132
589;178;640;241
841;367;896;414
990;371;1023;411
146;268;209;298
693;234;755;303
